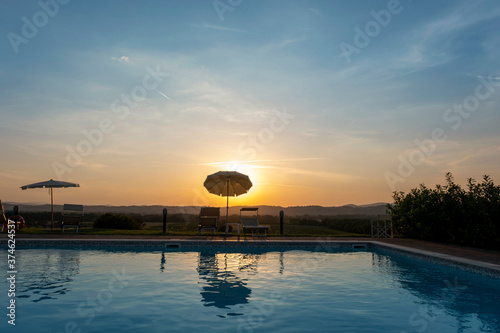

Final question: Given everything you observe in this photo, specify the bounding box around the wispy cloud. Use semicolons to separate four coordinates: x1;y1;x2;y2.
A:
473;75;500;81
0;171;31;181
300;130;320;137
260;165;359;182
111;56;130;63
308;8;322;16
191;23;247;33
396;2;500;68
264;35;307;50
201;157;327;166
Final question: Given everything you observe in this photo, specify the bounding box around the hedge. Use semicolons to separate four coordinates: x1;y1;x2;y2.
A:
93;213;142;230
388;173;500;249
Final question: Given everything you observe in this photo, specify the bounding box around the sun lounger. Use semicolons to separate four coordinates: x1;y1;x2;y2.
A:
199;207;220;235
62;204;84;232
240;208;269;236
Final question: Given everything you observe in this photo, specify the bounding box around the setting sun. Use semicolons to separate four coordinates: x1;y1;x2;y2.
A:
1;1;499;209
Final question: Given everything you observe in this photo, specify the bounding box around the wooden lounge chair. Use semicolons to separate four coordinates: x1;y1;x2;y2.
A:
240;208;269;237
62;204;84;232
199;207;220;235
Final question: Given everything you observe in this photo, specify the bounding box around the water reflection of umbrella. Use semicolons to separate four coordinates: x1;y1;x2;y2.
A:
197;252;251;312
203;171;252;233
20;179;80;229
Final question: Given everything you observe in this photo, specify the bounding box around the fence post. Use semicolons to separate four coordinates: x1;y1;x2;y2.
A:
279;210;284;235
162;208;168;233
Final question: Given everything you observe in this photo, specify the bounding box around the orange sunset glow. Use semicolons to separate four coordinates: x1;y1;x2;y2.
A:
2;1;499;209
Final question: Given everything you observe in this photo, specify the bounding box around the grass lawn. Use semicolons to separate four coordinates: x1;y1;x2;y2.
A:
16;223;369;237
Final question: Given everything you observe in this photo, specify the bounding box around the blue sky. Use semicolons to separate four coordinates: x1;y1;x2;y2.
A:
1;0;499;206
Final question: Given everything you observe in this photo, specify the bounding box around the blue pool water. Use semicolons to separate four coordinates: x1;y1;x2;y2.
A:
1;245;499;332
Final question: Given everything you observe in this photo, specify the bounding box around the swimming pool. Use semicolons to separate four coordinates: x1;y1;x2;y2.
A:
1;242;499;332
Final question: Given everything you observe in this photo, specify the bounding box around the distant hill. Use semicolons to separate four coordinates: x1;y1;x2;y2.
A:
3;202;389;217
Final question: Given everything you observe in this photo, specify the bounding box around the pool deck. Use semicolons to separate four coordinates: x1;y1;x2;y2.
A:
5;233;500;273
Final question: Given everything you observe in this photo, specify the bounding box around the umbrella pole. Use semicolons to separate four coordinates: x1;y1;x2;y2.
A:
225;178;229;234
50;188;54;230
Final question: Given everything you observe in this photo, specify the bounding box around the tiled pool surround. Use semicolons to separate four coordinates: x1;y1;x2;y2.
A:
2;238;500;277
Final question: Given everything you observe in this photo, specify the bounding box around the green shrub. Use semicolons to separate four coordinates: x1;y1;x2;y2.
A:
93;213;142;230
388;173;500;249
